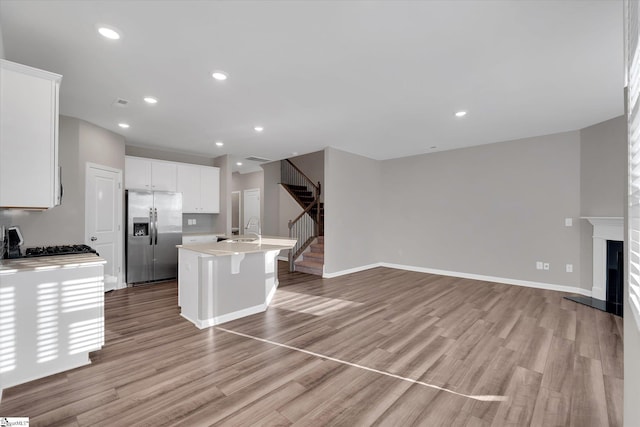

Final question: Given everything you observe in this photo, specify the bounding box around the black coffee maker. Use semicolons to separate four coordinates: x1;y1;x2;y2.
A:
4;226;23;259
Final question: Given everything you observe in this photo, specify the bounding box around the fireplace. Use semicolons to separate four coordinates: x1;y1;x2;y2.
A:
565;217;623;316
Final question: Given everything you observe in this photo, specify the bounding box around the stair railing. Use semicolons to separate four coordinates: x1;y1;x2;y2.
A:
281;159;323;271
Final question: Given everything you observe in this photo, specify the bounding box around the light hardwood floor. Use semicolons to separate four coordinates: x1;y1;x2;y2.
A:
0;262;623;426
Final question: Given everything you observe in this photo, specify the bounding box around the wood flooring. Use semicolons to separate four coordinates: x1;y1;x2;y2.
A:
0;262;623;426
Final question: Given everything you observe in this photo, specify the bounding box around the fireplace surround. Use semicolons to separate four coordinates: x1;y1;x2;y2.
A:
565;217;624;316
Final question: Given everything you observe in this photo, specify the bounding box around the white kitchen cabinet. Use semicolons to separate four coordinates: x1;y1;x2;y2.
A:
176;164;200;212
151;161;177;191
177;164;220;213
0;260;105;389
125;156;152;190
0;59;62;209
201;166;220;213
124;156;177;191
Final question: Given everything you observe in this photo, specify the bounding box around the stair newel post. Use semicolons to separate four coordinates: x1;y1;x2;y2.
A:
288;219;294;272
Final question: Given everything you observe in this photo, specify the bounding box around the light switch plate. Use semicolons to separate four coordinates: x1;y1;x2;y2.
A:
565;218;573;227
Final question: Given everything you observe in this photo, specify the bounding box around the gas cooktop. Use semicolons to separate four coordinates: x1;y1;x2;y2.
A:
24;244;98;258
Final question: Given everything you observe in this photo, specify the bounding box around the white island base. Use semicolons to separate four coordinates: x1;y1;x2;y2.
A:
178;238;295;328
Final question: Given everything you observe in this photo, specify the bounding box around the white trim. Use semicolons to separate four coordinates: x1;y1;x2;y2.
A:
277;255;289;262
85;162;124;291
324;262;591;297
323;263;383;278
582;217;624;300
181;303;266;329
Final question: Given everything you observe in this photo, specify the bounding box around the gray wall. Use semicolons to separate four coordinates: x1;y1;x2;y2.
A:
0;14;5;59
1;116;125;246
324;147;381;274
580;115;627;291
380;131;582;287
289;150;325;201
261;161;281;237
580;116;627;216
125;145;215;167
214;155;231;236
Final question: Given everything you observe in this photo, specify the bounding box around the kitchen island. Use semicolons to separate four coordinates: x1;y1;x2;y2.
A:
0;254;106;390
177;236;296;328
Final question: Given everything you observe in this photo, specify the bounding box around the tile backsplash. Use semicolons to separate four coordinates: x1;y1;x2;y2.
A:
182;213;218;234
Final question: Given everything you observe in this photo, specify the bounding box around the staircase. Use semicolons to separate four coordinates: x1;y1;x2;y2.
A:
281;159;324;276
281;184;324;235
293;236;324;276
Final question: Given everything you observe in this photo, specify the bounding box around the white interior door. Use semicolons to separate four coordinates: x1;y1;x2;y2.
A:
86;163;123;291
243;188;260;234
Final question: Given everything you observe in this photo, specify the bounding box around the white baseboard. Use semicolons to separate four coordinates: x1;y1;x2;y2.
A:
181;303;267;329
323;262;591;297
323;263;383;278
277;255;288;262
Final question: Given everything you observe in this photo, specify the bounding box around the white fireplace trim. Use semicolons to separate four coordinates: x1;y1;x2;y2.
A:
582;217;624;301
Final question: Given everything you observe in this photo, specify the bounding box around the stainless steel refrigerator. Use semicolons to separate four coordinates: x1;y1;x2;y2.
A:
126;190;182;284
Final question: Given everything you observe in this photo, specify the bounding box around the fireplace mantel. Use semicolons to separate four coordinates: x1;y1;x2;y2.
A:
581;217;623;300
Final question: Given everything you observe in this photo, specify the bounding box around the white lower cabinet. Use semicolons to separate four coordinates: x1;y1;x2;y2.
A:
0;263;104;389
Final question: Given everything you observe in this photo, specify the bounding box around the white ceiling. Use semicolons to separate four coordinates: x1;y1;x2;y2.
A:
0;0;624;173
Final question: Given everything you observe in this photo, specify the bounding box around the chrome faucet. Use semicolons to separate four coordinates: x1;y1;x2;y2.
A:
245;217;261;243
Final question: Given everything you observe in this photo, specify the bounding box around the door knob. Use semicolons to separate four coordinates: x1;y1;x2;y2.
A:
90;236;97;241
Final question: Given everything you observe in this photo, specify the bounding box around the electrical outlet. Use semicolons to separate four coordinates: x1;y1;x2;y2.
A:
192;218;197;225
565;218;573;227
543;263;550;270
566;264;573;273
536;261;543;270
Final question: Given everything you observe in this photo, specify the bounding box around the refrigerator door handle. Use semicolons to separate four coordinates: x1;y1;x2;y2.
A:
149;208;154;245
154;208;159;245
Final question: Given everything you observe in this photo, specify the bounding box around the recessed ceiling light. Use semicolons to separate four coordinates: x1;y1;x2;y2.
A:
236;162;243;166
215;141;224;147
430;146;437;149
292;152;299;156
143;96;158;104
98;26;121;40
254;126;264;132
118;123;130;129
212;71;228;81
455;111;467;117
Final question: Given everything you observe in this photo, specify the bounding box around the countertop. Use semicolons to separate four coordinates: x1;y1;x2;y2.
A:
182;232;225;237
178;235;296;256
0;253;106;274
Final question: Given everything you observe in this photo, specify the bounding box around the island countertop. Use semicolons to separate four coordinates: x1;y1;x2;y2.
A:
178;235;296;256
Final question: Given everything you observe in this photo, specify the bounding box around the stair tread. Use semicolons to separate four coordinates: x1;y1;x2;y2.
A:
295;259;324;268
304;252;324;261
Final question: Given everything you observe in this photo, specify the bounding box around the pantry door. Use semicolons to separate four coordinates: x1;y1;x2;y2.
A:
86;163;123;291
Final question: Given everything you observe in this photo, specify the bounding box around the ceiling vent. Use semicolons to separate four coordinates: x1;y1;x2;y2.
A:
245;156;271;163
112;98;129;107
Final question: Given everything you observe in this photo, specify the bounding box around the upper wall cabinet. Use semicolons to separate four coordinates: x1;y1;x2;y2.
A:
125;156;177;192
176;164;220;213
125;156;220;213
0;59;62;209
